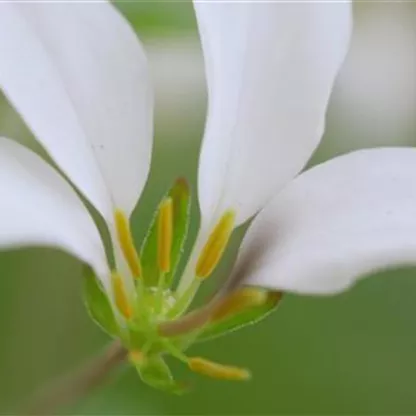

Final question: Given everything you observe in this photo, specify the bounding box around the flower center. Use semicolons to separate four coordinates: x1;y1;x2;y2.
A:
87;179;280;390
112;201;237;326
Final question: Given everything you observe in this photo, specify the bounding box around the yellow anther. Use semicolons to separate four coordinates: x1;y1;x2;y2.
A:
114;209;142;278
188;357;251;381
129;350;144;364
111;271;133;319
195;210;236;279
212;288;270;322
157;197;173;273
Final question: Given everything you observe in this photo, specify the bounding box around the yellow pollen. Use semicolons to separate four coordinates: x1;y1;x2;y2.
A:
188;357;251;381
195;210;236;279
114;209;142;278
157;198;173;273
111;271;133;319
211;287;269;322
129;350;144;364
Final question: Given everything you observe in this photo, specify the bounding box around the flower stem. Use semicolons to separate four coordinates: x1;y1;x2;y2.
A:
21;340;127;415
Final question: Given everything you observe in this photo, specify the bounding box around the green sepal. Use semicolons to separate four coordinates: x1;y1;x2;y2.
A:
141;178;191;287
83;266;118;337
132;354;188;395
197;292;283;342
166;178;191;285
127;326;164;353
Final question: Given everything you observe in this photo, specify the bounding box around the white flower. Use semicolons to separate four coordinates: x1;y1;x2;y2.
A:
190;1;416;298
1;0;415;385
0;2;153;299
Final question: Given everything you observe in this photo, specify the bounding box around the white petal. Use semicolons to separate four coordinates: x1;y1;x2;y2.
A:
233;148;416;295
195;0;352;226
0;2;153;221
0;137;109;286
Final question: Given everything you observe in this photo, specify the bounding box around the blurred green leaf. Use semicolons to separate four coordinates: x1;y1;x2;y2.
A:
116;2;196;35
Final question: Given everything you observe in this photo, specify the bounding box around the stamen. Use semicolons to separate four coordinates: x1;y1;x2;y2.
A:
195;210;236;279
188;357;251;381
111;271;133;319
211;287;272;321
129;350;144;364
114;209;142;278
211;289;282;322
157;197;173;273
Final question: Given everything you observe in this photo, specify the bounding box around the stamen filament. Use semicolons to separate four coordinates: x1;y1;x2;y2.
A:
111;271;133;319
168;278;200;318
161;340;189;363
114;209;142;278
188;357;251;381
195;210;236;279
157;198;173;273
155;272;166;316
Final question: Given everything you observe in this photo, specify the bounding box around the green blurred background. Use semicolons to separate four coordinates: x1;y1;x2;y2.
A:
1;1;416;414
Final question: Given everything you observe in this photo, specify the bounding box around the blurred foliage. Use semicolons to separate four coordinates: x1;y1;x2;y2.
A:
0;1;416;415
117;1;196;35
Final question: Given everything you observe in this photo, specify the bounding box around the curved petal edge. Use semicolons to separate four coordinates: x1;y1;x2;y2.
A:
233;148;416;295
195;0;352;226
0;137;109;285
0;1;153;221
